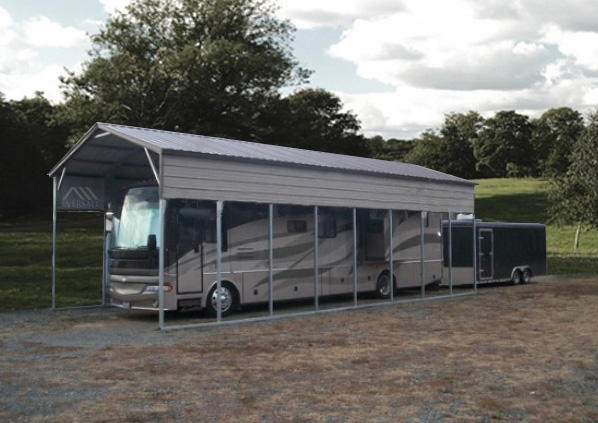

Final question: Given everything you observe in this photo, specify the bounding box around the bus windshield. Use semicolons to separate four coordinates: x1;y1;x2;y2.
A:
114;186;161;249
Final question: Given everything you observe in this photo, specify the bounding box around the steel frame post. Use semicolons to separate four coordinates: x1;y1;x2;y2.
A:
353;208;358;307
158;198;166;330
268;204;274;316
52;177;57;310
314;206;319;311
473;213;478;294
420;211;426;297
448;212;453;296
216;201;224;322
389;209;394;302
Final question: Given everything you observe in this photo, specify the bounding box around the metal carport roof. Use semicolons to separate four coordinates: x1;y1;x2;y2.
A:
49;122;475;187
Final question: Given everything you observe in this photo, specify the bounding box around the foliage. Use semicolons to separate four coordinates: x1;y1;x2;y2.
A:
549;109;598;231
263;88;369;156
367;136;414;162
531;107;584;177
0;93;70;218
473;111;534;177
60;0;310;141
404;111;482;179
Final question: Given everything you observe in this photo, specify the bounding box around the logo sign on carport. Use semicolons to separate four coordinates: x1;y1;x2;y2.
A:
57;177;105;211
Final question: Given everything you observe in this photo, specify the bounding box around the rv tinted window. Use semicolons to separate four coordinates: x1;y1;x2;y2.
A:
318;216;337;238
367;219;383;234
288;220;307;233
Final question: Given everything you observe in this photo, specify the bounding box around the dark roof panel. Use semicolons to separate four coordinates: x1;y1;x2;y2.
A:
95;123;475;187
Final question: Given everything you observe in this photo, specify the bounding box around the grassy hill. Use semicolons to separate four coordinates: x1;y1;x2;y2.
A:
474;178;598;275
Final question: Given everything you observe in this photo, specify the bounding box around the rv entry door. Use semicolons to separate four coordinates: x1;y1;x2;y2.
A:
176;205;211;295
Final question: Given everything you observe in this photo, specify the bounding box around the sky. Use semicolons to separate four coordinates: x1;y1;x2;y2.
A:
1;0;598;139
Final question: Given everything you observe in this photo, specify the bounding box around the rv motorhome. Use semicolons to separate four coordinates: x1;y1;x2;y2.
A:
108;186;445;316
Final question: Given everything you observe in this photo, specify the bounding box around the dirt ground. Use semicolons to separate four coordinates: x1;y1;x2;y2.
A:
1;276;597;423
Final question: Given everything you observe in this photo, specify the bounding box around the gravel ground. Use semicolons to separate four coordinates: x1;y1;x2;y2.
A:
1;276;597;422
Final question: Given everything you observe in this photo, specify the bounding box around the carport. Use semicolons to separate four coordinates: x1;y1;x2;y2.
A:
49;122;477;330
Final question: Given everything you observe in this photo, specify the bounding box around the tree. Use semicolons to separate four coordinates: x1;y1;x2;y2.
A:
549;109;598;249
473;111;533;177
0;92;70;217
531;107;584;177
403;129;445;171
367;136;414;162
261;88;369;156
404;111;482;179
60;0;310;141
438;111;483;179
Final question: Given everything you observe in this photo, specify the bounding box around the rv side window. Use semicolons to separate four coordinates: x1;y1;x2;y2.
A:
318;216;337;238
288;220;307;233
203;220;217;244
367;219;383;234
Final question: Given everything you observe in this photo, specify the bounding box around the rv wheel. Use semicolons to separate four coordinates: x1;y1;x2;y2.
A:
375;273;393;299
206;282;238;318
511;269;523;285
522;268;532;284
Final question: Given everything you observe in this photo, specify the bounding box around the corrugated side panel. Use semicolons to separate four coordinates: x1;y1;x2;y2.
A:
162;154;474;213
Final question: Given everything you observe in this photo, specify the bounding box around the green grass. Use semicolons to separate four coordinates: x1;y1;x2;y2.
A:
474;178;598;275
1;179;596;312
0;214;104;312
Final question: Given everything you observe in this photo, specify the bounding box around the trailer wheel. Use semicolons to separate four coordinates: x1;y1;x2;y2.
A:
206;282;238;318
375;272;393;299
522;268;532;284
511;269;523;285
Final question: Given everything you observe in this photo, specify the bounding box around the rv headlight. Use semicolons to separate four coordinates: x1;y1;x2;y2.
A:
145;285;172;293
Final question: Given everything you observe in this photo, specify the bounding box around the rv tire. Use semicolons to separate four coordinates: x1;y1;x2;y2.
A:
375;272;393;299
511;269;523;285
206;282;239;318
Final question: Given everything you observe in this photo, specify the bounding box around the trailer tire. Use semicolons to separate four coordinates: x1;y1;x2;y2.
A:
511;269;523;285
522;268;532;284
375;272;393;299
206;282;239;318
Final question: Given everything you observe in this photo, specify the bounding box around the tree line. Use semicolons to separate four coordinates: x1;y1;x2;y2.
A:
367;107;585;180
0;0;596;236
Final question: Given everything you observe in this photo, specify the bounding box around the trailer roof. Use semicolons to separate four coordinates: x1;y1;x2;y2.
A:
49;122;475;187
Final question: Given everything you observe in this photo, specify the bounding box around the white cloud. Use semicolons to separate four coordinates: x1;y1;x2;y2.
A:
23;16;87;48
0;7;89;103
277;0;406;29
0;63;70;102
98;0;132;15
542;24;598;72
284;0;598;138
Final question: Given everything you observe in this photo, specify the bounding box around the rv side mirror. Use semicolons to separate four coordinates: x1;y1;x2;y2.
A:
105;211;114;232
147;234;157;250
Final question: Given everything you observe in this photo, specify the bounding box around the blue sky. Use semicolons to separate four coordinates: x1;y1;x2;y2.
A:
1;0;598;139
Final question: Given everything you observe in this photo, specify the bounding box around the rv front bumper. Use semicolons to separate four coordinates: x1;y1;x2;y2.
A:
109;278;177;310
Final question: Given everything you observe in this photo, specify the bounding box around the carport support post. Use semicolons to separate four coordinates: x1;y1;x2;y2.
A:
352;208;358;307
158;198;166;330
217;201;224;322
448;213;453;296
314;206;319;311
52;176;57;310
389;209;394;302
420;211;426;298
473;213;478;294
268;204;274;316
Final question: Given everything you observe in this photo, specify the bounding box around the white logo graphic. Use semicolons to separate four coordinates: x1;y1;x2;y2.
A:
61;186;102;210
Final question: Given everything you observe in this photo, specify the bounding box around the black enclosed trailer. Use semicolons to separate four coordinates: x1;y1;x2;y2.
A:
442;220;546;285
